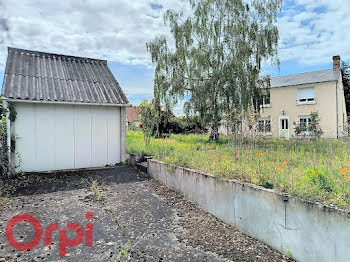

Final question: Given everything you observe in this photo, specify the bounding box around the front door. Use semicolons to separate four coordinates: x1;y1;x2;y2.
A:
279;116;290;139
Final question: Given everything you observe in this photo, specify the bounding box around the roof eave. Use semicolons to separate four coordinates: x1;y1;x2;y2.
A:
1;98;132;107
7;47;108;64
271;79;338;89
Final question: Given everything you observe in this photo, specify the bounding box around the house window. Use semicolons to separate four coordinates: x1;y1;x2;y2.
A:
298;116;311;134
257;118;271;133
297;88;315;104
281;119;288;130
232;121;242;134
260;90;271;107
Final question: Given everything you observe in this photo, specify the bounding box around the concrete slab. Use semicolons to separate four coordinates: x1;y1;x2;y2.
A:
0;166;291;261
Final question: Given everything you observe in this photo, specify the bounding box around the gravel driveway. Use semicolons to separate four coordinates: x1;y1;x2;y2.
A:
0;166;293;262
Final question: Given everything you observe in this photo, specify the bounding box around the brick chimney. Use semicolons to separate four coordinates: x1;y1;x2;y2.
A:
333;55;341;70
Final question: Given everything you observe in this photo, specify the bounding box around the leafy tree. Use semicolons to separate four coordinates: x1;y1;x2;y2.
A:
147;0;281;141
139;100;157;147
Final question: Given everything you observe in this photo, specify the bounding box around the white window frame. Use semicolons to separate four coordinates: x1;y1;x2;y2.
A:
260;90;271;108
257;117;272;135
297;87;315;105
298;115;311;135
262;94;271;108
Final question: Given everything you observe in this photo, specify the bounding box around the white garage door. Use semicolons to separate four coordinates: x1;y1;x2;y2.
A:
14;103;121;172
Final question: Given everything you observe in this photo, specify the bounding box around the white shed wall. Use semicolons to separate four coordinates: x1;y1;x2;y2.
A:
13;103;121;172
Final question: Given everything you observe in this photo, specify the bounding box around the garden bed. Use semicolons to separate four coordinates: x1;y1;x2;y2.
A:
127;131;350;210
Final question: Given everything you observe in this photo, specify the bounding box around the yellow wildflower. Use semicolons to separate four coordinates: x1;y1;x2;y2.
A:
251;177;259;184
312;170;316;176
347;161;350;169
260;159;264;163
269;162;274;166
277;168;282;172
246;150;250;153
345;176;350;182
250;154;253;157
283;161;288;165
232;158;236;161
277;162;282;166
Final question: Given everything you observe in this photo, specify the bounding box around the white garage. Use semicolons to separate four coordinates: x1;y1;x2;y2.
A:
1;47;130;172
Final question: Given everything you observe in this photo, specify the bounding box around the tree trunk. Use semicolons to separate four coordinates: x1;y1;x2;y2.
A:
209;88;220;141
209;123;220;141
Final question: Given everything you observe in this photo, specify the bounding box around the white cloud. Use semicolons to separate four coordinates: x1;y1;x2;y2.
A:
278;0;350;66
0;0;187;69
1;0;349;101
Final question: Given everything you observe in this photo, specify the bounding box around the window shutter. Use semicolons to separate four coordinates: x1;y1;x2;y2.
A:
297;88;315;100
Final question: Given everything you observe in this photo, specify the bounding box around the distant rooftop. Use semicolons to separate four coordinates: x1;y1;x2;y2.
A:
126;106;139;122
270;69;341;88
1;47;129;105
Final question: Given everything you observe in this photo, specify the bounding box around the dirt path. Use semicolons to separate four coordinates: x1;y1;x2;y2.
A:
0;166;293;261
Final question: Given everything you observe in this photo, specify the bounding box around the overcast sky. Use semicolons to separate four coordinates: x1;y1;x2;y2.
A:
0;0;349;115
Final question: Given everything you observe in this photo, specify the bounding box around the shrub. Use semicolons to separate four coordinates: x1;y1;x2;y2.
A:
294;111;324;139
0;101;10;175
168;116;207;134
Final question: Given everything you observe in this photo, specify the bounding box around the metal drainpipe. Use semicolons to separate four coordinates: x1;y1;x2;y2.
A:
336;80;339;139
3;100;11;174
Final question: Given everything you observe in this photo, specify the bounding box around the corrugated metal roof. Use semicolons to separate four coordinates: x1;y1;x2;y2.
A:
271;69;340;88
1;47;129;105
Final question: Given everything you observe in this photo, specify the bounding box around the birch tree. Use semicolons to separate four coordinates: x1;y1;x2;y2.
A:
147;0;281;141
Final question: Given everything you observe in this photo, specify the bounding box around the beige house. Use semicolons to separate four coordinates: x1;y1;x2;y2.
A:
256;56;348;139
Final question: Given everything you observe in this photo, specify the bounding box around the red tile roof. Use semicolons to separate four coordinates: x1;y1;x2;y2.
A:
126;107;140;122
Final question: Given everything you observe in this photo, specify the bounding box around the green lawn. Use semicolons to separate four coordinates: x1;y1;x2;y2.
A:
127;131;350;209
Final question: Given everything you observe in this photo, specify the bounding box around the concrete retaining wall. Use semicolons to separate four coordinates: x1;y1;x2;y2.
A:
129;153;144;167
148;159;350;262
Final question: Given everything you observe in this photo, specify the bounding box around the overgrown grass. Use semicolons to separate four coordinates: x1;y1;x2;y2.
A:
127;131;350;210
